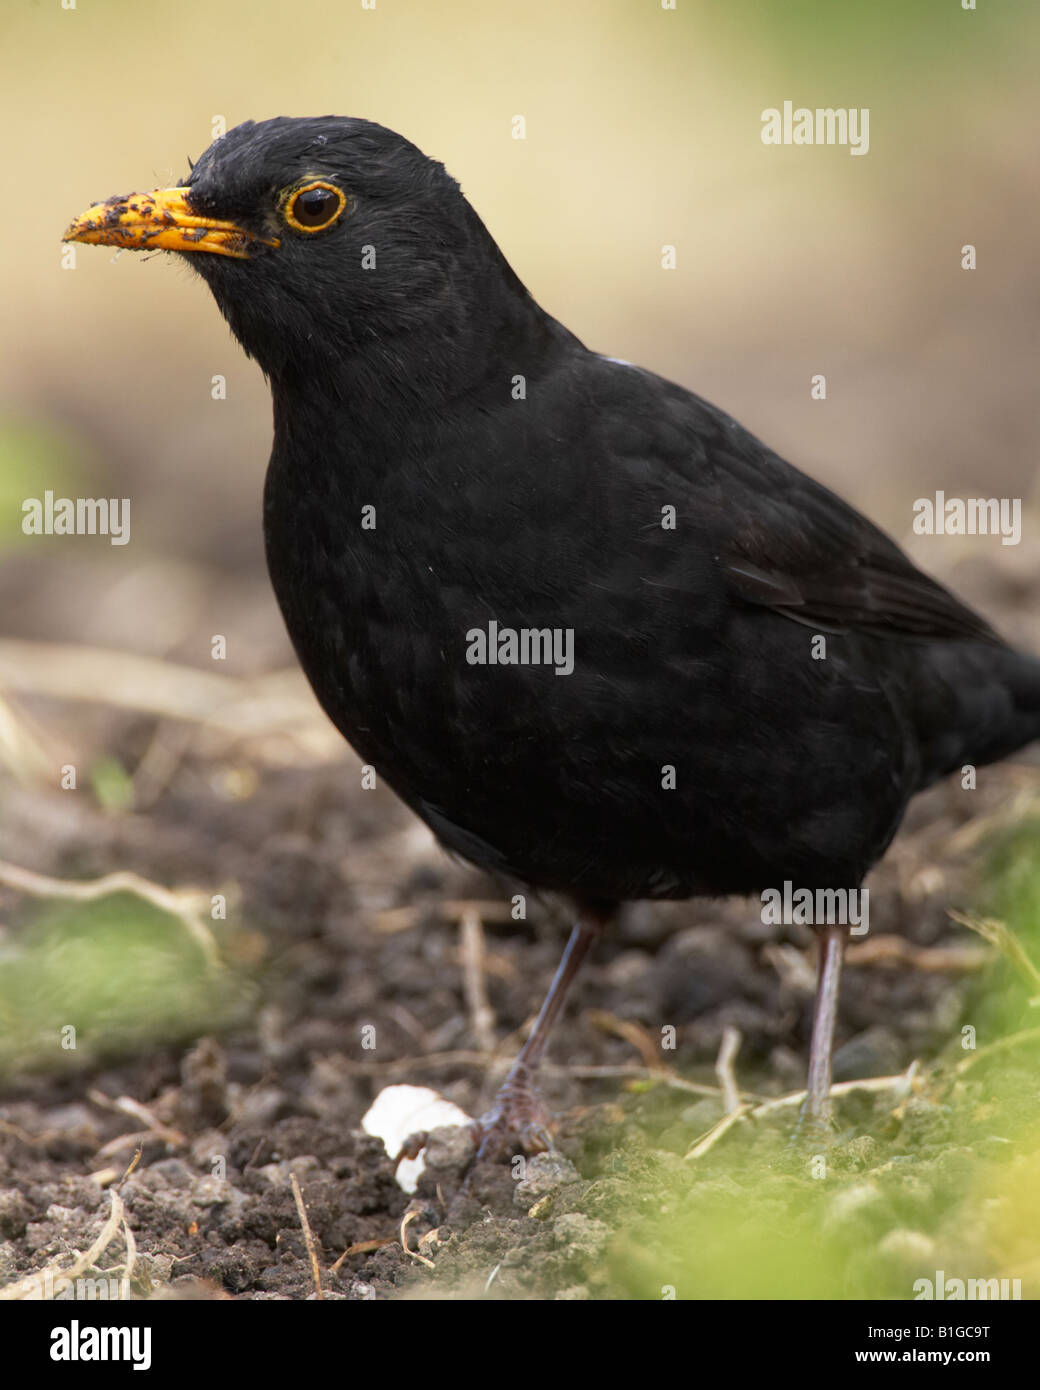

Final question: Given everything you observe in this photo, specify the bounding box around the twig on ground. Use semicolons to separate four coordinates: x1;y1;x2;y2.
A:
846;934;991;973
588;1010;669;1072
88;1091;165;1130
0;858;220;968
748;1061;920;1119
119;1203;138;1288
459;905;496;1053
290;1172;324;1300
399;1210;435;1269
329;1237;397;1273
0;1118;44;1147
94;1129;185;1160
543;1063;766;1101
715;1026;742;1115
88;1093;186;1157
763;943;816;994
130;719;198;809
0;1187;129;1301
0;640;346;767
88;1167;123;1187
683;1061;922;1161
684;1105;753;1160
120;1147;144;1184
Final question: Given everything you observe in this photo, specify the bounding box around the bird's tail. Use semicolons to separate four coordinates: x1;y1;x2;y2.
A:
914;640;1040;788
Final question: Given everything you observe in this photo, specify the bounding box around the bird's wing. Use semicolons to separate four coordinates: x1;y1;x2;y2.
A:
702;428;1001;645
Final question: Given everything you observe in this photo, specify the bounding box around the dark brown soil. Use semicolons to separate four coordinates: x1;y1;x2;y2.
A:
1;684;1037;1300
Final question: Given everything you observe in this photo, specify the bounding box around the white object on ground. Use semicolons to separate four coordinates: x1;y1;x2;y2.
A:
362;1085;474;1194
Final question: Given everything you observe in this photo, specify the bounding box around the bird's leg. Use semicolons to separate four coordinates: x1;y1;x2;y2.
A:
393;911;604;1174
473;910;605;1159
800;921;848;1137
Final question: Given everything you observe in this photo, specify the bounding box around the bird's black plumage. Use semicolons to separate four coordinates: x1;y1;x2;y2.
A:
66;115;1040;1143
178;116;1039;897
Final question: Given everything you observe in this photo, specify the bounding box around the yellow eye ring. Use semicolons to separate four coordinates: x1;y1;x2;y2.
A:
283;181;348;233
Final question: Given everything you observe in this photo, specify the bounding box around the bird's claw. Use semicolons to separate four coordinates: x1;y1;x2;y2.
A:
393;1065;555;1174
394;1130;430;1166
472;1063;556;1161
472;1114;554;1162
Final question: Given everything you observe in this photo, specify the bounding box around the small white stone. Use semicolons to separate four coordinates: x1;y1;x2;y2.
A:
362;1085;473;1193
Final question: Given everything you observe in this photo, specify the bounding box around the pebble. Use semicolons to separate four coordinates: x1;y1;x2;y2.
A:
552;1212;609;1261
514;1151;581;1209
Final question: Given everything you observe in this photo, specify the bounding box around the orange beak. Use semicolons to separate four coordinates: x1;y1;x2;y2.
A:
62;187;278;260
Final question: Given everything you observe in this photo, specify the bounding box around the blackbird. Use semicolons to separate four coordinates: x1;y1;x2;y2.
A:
64;116;1040;1151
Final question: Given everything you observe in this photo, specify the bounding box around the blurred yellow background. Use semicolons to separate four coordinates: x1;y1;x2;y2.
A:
2;0;1038;669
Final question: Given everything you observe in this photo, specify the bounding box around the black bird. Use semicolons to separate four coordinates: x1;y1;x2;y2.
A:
64;116;1040;1151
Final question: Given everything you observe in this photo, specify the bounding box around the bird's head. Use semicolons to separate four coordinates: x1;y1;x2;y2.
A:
63;116;532;393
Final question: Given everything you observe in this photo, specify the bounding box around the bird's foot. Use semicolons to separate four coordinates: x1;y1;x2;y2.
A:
471;1063;555;1161
393;1064;554;1180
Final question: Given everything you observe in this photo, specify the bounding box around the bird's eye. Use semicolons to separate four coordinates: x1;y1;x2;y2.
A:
284;181;347;233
